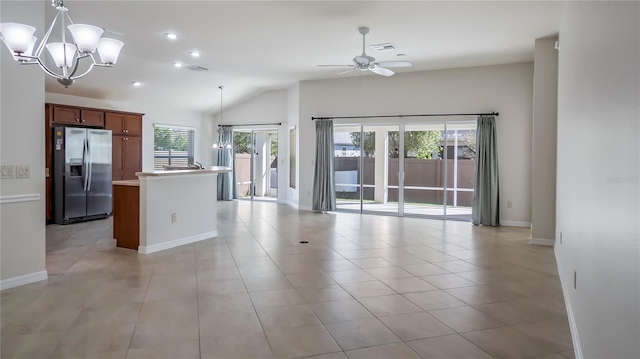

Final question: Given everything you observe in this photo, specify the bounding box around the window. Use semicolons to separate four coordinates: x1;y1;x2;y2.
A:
153;125;195;170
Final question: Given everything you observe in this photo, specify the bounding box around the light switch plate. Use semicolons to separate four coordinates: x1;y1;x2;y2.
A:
1;165;15;179
16;165;30;179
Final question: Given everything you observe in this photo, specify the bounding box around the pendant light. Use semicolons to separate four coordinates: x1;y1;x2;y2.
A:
212;86;232;149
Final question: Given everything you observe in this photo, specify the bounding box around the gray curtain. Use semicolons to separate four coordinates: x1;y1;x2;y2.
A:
472;116;500;226
312;120;336;211
217;126;234;200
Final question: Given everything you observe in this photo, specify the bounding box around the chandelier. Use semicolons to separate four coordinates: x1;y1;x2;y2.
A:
0;0;124;87
212;86;233;149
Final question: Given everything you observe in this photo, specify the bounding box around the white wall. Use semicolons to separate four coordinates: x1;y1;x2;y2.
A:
298;63;534;223
0;1;47;287
287;84;300;206
45;93;213;171
211;90;290;203
531;37;558;244
556;2;639;358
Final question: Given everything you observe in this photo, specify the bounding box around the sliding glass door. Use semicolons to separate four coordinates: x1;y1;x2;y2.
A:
332;120;476;221
234;128;278;201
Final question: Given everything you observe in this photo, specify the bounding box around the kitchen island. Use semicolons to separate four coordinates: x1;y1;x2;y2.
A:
112;166;232;254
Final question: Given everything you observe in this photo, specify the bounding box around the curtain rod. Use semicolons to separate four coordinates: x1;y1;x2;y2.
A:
311;112;499;121
218;122;282;127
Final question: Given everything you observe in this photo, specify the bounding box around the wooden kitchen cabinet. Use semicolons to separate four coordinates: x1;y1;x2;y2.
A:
51;105;104;126
112;135;142;180
106;113;142;136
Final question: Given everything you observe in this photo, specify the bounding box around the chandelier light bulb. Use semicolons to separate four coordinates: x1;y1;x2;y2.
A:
68;24;103;53
97;38;124;65
45;42;77;68
0;23;35;53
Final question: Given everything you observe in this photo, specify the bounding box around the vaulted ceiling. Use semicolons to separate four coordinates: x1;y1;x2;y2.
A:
38;1;563;113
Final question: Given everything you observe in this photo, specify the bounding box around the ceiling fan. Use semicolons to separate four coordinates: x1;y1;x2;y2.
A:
317;27;412;77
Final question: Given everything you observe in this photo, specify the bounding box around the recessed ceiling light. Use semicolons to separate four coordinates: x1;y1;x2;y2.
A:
164;32;177;40
190;51;200;57
132;81;141;87
174;62;183;68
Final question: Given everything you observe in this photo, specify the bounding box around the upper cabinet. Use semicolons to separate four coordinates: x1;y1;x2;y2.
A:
105;113;142;136
51;105;104;127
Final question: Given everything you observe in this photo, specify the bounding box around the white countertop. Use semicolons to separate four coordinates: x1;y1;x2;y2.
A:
136;166;232;178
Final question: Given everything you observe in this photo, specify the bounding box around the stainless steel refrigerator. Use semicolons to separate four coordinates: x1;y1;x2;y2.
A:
53;127;112;224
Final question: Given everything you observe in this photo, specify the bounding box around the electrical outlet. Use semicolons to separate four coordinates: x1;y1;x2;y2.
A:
171;213;177;223
1;165;15;179
506;201;512;208
16;165;30;179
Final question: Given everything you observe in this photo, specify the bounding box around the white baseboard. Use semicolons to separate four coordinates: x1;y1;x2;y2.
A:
530;238;555;246
138;231;217;254
0;270;48;291
286;201;299;209
554;245;583;359
276;199;287;204
298;205;312;211
501;220;532;228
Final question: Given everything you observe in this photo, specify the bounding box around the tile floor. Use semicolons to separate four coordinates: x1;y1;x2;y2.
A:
1;201;574;359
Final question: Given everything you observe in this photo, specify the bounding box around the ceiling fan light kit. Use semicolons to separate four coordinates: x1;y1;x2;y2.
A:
317;26;412;77
0;0;124;87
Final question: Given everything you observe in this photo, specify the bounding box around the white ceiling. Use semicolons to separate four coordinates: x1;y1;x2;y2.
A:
40;1;563;114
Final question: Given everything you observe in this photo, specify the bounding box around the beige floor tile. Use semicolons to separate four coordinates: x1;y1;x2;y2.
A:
199;310;263;339
53;323;135;357
59;350;128;359
316;260;361;272
499;276;563;298
72;302;141;328
0;331;66;359
528;354;569;359
303;352;348;359
197;278;247;297
138;298;197;322
1;305;83;337
511;319;574;352
324;318;401;350
402;263;450;276
308;299;374;324
286;272;337;289
433;260;484;273
474;298;562;326
445;284;525;304
429;306;505;332
250;289;305;309
560;350;575;359
200;332;274;359
256;304;321;330
328;269;377;284
126;339;200;359
403;290;468;311
129;318;199;349
379;312;455;340
407;334;494;359
359;294;423;316
463;327;554;358
196;258;237;272
345;342;421;359
421;273;477;289
197;268;242;281
365;266;414;280
144;272;196;302
297;285;354;304
244;275;292;292
337;249;377;259
153;260;195;274
198;293;254;315
349;257;395;269
381;277;438;293
265;324;341;359
341;281;396;298
416;252;460;262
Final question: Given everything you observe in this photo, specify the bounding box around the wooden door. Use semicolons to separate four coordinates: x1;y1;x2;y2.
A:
105;113;124;134
52;106;81;124
123;136;142;180
112;135;124;180
81;110;104;127
123;115;142;135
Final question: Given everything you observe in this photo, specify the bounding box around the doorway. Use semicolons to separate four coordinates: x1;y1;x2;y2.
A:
234;128;278;201
333;120;477;221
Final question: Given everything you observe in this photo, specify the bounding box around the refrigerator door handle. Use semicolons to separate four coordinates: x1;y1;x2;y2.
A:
83;138;89;192
87;137;93;191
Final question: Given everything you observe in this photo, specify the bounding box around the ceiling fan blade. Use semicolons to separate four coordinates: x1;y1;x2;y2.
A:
355;56;371;65
317;65;354;67
369;66;394;77
375;61;412;68
337;68;358;75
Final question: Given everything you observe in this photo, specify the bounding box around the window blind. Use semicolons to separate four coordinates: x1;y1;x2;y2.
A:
153;125;195;170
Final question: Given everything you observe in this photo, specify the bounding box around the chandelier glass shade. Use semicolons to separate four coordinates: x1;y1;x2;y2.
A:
0;0;124;87
212;86;233;149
